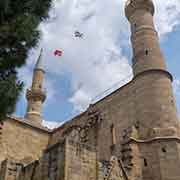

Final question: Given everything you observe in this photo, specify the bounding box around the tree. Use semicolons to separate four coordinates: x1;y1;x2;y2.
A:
0;0;52;120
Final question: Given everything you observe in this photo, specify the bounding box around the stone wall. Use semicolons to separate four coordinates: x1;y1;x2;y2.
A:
64;139;97;180
13;138;128;180
15;137;97;180
18;161;40;180
133;71;179;139
133;139;180;180
49;113;87;146
41;140;66;180
47;80;137;178
50;80;136;163
98;156;127;180
47;70;180;180
0;159;23;180
16;143;64;180
95;81;135;161
0;117;50;164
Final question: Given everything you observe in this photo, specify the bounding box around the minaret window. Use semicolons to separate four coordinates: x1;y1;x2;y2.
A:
162;147;166;153
145;50;149;55
170;97;174;106
144;158;148;167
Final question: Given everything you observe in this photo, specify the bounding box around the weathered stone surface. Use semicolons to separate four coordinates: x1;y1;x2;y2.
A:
1;0;180;180
0;117;49;165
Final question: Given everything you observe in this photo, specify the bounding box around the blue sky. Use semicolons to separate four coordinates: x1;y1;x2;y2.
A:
15;0;180;128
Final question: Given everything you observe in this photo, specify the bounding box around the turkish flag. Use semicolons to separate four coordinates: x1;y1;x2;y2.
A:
54;50;63;56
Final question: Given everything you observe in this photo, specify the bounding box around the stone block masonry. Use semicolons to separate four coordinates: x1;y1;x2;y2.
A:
1;0;180;180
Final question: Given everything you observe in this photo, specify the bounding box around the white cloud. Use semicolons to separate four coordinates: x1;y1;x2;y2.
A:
42;119;64;129
154;0;180;37
17;0;180;117
38;0;132;112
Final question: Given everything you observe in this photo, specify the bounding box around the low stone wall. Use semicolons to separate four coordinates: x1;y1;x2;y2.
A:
0;118;50;165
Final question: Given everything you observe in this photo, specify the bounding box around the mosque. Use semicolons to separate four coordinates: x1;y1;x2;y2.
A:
0;0;180;180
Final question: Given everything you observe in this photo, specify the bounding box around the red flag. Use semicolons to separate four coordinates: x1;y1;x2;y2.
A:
54;49;63;56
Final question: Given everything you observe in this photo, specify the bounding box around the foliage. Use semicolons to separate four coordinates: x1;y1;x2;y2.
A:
0;0;52;120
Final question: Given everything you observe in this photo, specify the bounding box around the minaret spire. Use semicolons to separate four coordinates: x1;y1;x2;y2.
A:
35;48;44;71
25;48;46;125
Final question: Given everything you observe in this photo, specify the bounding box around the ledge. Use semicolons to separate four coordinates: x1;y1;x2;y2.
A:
130;136;180;144
6;116;52;134
134;69;173;82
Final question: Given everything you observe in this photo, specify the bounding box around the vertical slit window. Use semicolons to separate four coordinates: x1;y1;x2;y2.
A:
162;147;166;153
144;158;148;167
110;124;116;145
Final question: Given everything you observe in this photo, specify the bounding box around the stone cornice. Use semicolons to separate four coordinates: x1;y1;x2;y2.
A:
130;136;180;144
6;116;52;134
134;69;173;82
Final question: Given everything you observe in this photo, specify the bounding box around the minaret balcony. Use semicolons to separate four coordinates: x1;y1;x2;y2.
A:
26;88;46;102
125;0;154;20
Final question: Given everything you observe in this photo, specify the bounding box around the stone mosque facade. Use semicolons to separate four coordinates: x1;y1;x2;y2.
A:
1;0;180;179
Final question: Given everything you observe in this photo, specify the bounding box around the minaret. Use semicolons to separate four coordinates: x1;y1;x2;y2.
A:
25;49;46;125
125;0;180;179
